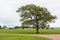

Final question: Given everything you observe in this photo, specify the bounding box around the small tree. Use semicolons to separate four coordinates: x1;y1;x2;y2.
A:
3;26;7;29
15;26;20;29
0;26;1;29
17;4;57;33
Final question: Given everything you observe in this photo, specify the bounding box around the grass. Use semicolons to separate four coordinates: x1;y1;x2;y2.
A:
40;29;60;34
0;29;60;34
0;35;51;40
0;29;35;34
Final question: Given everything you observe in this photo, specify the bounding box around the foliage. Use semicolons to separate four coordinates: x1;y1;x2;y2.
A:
3;26;7;29
17;4;57;33
0;26;1;29
15;26;21;29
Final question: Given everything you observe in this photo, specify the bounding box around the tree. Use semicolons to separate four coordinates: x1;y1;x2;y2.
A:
15;26;20;29
0;26;1;29
3;26;7;29
16;4;57;33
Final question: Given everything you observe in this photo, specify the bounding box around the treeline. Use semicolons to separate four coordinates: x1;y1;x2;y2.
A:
0;26;7;29
0;25;54;30
14;26;54;30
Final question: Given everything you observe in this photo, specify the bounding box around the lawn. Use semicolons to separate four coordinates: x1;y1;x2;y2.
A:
0;29;60;34
0;35;51;40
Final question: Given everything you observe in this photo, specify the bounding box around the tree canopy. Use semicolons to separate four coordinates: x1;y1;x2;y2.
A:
16;4;57;33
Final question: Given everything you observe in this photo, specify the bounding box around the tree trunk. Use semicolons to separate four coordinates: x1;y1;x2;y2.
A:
36;21;39;34
36;16;39;34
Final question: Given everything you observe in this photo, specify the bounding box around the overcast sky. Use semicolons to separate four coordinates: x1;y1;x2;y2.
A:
0;0;60;28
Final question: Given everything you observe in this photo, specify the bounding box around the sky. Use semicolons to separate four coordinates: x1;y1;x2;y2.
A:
0;0;60;28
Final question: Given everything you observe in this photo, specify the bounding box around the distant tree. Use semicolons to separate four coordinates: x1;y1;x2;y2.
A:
3;26;7;29
51;28;54;30
15;26;21;29
17;4;57;33
21;25;32;29
0;26;1;29
8;28;14;29
46;24;50;29
46;28;49;29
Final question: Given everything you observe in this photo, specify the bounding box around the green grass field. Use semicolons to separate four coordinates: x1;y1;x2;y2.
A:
0;29;60;34
0;35;51;40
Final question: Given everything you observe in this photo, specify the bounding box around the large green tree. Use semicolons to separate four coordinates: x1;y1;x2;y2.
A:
16;4;57;33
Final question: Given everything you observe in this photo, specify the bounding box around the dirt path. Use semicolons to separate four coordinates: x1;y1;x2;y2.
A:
33;34;60;40
0;34;60;40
